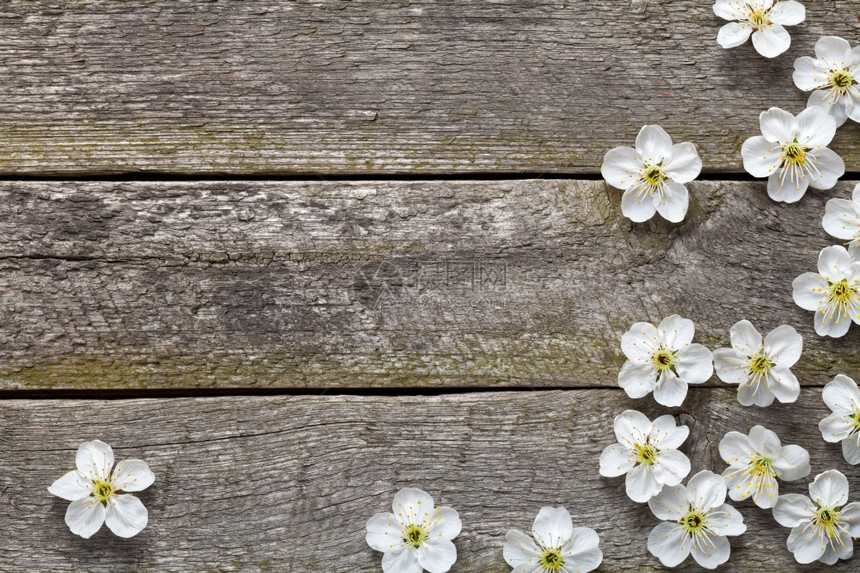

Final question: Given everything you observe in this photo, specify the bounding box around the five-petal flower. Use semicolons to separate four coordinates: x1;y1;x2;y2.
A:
647;470;746;570
599;410;691;503
773;469;860;564
713;320;802;406
601;125;702;223
742;107;844;203
720;425;810;509
503;506;602;573
793;36;860;127
819;374;860;465
618;315;713;407
366;488;462;573
713;0;806;58
47;439;155;539
792;245;860;338
823;183;860;258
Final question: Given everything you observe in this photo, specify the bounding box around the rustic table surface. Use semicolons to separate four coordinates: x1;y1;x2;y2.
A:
1;1;859;571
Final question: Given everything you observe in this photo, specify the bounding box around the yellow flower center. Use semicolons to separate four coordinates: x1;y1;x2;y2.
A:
814;507;842;540
92;479;115;506
538;547;565;571
679;509;707;536
642;163;667;186
747;7;770;29
781;139;809;168
402;523;428;548
652;348;677;373
748;351;774;375
829;279;857;304
750;454;774;477
851;411;860;432
829;69;855;95
634;442;659;466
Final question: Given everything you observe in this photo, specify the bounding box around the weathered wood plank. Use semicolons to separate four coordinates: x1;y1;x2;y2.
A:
0;0;856;175
1;389;857;571
1;179;857;390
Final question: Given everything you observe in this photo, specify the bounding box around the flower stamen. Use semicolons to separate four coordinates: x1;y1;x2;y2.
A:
538;547;565;571
402;523;428;548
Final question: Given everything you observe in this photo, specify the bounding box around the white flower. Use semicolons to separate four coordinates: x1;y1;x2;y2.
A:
773;469;860;564
793;36;860;127
503;506;602;573
720;426;810;509
819;374;860;465
47;439;155;539
366;488;462;573
600;125;702;223
647;470;746;570
823;183;860;257
713;0;805;58
712;320;802;406
792;245;860;338
741;106;844;203
599;410;691;503
618;315;713;407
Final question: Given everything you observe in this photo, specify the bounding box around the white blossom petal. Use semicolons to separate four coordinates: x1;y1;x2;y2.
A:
819;414;855;443
809;470;849;508
773;494;816;527
648;484;688;520
64;497;106;539
366;513;404;552
791;272;827;310
675;344;713;384
635;125;672;163
839;502;860;537
768;0;805;26
651;415;689;450
647;522;691;567
431;507;461;541
503;529;541;569
621;187;658;222
626;464;661;503
104;494;148;538
793;56;828;91
759;107;796;143
814;35;853;61
787;523;826;564
561;527;603;573
664;142;702;184
655;449;691;486
807;147;844;190
706;504;746;536
48;470;92;502
729;319;762;355
766;366;800;404
652;373;688;407
687;470;726;510
654;180;688;223
620;322;660;361
617;361;656;399
841;438;860;465
612;409;652;446
796;106;837;148
717;22;752;49
657;315;695;349
772;445;810;481
763;324;802;367
690;532;730;569
822;375;860;416
532;506;574;549
767;170;809;203
713;348;747;385
392;488;435;523
751;24;791;58
823;197;860;242
601;146;641;190
382;548;423;573
417;538;457;573
599;444;635;477
741;136;781;177
75;440;114;482
110;459;155;493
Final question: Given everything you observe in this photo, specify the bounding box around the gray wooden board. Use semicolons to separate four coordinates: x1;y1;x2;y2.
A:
0;389;858;571
0;0;857;175
0;179;857;390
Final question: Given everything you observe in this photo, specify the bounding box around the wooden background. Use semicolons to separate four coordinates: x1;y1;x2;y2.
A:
0;1;858;571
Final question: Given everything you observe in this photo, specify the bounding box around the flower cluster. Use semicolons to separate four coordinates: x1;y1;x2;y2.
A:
48;440;155;539
366;489;603;573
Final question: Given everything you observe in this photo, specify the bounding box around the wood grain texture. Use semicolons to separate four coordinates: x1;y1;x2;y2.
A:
0;388;857;571
0;0;857;175
0;179;857;390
